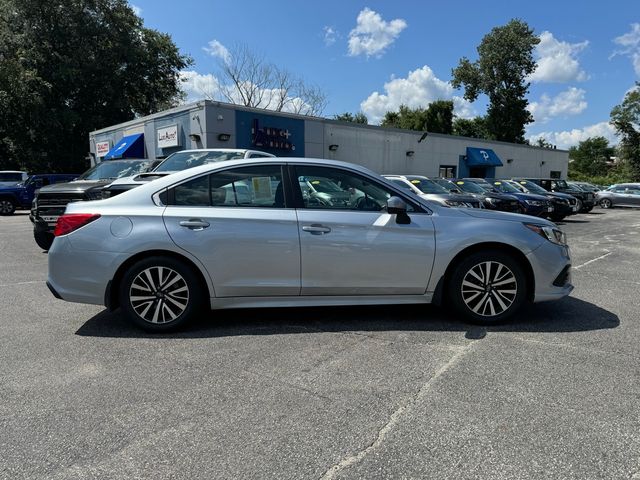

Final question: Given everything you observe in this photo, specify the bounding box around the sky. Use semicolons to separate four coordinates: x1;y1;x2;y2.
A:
130;0;640;149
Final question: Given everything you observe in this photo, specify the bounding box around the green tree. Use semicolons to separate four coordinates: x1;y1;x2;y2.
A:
451;19;539;143
0;0;191;172
568;137;613;178
535;137;554;148
423;100;453;134
610;83;640;180
333;112;368;124
381;101;453;134
452;116;490;139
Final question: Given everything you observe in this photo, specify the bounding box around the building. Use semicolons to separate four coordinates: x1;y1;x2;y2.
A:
89;100;569;179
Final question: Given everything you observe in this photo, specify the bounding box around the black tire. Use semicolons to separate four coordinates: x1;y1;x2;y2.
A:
119;256;205;332
448;250;527;325
550;214;565;222
600;198;612;209
33;230;54;251
583;206;594;213
0;198;16;215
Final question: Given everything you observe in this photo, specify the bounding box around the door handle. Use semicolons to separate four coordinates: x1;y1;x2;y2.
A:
302;224;331;235
179;219;210;230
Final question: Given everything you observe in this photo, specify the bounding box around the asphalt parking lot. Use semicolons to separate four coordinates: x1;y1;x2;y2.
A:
1;208;639;480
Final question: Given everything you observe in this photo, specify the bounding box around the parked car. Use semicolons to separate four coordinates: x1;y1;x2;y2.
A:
596;184;640;208
31;159;150;250
508;179;578;222
485;179;553;218
47;158;573;332
0;174;78;215
0;170;28;185
103;149;275;197
518;178;595;213
383;175;482;208
443;179;522;212
570;181;600;193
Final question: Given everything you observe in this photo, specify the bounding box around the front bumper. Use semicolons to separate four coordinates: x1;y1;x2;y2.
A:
528;241;574;303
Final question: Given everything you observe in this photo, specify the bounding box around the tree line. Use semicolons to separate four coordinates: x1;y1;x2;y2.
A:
1;4;638;181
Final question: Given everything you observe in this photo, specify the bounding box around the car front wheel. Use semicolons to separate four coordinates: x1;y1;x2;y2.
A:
0;198;16;215
600;198;612;209
119;257;205;332
449;251;527;324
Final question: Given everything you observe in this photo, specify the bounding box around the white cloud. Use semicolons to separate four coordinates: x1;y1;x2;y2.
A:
528;87;587;123
180;71;220;102
529;31;589;83
130;4;142;16
323;26;338;46
360;65;476;124
612;23;640;76
203;39;231;63
528;122;617;149
348;8;407;58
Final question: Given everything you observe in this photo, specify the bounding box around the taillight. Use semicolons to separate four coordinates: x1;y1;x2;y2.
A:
54;214;101;236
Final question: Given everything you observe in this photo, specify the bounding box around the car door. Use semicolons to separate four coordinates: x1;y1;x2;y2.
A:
292;165;436;296
163;164;301;297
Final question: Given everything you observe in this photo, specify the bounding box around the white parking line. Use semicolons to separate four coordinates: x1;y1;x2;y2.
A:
0;280;44;288
574;251;612;270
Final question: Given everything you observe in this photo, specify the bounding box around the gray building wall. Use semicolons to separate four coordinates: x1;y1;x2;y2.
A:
89;100;569;179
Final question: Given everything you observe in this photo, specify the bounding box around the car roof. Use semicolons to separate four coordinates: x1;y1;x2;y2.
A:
0;170;27;173
164;148;275;156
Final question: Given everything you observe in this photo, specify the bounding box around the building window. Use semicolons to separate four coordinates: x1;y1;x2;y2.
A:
439;165;456;178
550;171;561;179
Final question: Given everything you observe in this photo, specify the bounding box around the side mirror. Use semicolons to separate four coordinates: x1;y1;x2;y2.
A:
387;196;411;224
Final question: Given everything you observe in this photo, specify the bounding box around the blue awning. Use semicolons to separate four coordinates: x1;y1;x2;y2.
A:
103;133;145;160
465;147;503;167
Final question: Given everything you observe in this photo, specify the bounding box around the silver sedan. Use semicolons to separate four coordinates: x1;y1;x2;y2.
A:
47;158;573;332
596;184;640;208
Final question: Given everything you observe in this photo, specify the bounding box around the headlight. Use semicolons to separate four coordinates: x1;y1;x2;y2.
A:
525;200;544;206
524;223;567;245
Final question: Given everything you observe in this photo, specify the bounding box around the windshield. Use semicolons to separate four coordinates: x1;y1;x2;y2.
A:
305;177;343;193
405;177;448;194
454;180;487;194
554;180;569;189
517;180;547;195
433;178;460;191
491;181;520;193
154;151;246;172
78;160;150;180
0;172;23;182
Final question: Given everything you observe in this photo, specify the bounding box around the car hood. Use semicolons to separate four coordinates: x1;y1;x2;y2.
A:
421;193;479;203
507;192;549;202
38;180;110;194
460;206;555;226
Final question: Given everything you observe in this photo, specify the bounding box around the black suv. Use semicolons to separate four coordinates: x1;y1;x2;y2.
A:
31;159;150;250
518;178;595;213
441;178;521;212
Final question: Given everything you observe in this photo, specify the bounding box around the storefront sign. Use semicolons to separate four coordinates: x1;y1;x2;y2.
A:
96;141;110;157
157;125;180;148
251;119;295;151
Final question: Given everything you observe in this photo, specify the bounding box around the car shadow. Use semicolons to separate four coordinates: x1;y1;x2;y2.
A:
75;296;619;340
557;218;590;224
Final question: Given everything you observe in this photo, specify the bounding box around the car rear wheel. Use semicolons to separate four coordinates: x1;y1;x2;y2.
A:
33;230;54;251
119;257;205;332
449;251;527;325
0;198;16;215
600;198;612;209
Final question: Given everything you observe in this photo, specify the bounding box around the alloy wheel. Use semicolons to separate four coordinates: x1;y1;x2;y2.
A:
129;266;190;324
460;261;517;317
0;199;15;215
600;199;612;209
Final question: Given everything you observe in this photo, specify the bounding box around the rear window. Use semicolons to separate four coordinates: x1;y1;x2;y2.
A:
0;172;24;182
